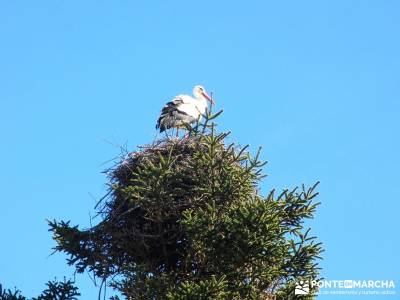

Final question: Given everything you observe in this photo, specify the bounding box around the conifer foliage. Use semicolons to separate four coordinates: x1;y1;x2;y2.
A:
0;279;80;300
47;110;322;299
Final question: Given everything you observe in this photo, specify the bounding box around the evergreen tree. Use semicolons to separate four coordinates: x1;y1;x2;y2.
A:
49;110;323;299
3;110;322;299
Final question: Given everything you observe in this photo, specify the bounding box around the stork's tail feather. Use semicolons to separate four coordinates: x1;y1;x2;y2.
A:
156;119;166;132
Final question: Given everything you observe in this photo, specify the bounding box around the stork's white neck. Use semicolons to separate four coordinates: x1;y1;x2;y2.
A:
194;93;209;114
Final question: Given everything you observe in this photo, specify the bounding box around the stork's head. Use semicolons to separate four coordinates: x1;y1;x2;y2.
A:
193;85;215;105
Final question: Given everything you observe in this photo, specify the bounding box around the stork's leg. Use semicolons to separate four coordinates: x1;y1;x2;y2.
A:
176;128;179;137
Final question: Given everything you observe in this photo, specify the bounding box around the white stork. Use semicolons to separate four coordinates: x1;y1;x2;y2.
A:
156;85;215;135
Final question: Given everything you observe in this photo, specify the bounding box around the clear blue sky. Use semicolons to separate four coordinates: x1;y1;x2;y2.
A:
1;1;399;299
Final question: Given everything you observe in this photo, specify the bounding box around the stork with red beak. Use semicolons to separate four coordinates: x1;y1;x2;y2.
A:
156;85;215;134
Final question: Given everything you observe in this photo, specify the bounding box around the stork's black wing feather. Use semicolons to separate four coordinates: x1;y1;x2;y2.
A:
160;99;184;115
156;98;194;132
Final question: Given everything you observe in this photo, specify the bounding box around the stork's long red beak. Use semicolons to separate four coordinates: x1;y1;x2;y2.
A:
202;92;215;105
